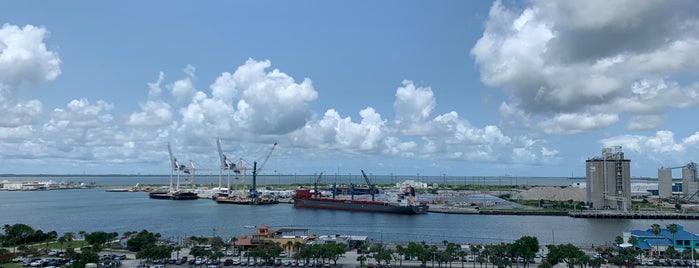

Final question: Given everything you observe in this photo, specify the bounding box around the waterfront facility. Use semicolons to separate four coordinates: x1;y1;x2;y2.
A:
658;163;699;199
623;225;699;255
586;146;631;211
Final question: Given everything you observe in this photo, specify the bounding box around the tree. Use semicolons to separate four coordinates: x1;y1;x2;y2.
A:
487;244;510;268
57;236;67;252
66;247;98;268
372;244;393;266
546;244;585;268
324;243;346;265
589;257;605;268
405;242;430;266
651;224;662;258
357;254;367;267
470;245;481;268
510;236;539;268
682;247;696;260
395;245;406;268
126;230;161;252
445;242;459;268
84;231;118;251
0;248;13;264
628;236;638;250
136;244;173;263
668;224;679;248
615;236;624;246
665;247;678;260
458;250;466;268
537;262;552;268
0;224;44;247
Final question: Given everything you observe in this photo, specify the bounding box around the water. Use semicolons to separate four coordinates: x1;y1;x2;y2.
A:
2;182;696;249
0;174;588;188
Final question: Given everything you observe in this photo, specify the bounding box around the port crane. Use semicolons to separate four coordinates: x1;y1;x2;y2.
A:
250;142;277;198
216;138;238;194
361;169;377;201
167;142;195;191
312;172;324;198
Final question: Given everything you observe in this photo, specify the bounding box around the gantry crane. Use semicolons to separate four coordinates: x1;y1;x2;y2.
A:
167;142;194;191
216;138;238;193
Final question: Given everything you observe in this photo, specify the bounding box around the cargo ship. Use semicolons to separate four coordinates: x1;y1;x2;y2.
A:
293;170;428;215
293;188;428;214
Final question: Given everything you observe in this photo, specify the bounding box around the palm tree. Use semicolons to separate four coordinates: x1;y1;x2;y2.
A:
175;245;182;259
285;240;293;256
395;245;405;268
357;254;367;267
614;235;624;246
470;245;480;268
629;236;638;250
651;224;662;259
668;224;679;248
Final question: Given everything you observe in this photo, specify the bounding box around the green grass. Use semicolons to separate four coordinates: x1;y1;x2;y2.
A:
2;262;22;268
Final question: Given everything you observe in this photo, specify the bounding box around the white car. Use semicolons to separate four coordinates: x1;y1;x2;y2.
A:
30;260;44;267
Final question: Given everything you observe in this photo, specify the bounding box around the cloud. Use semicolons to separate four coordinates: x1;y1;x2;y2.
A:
538;113;618;134
0;50;559;173
394;80;436;135
471;0;699;134
127;100;173;127
292;108;387;153
231;59;318;135
601;130;688;155
0;23;61;127
128;73;174;127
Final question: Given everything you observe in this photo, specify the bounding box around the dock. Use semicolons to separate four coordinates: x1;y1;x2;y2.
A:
569;211;699;219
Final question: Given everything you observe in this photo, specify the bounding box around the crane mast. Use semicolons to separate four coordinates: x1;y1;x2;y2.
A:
361;169;376;201
313;172;324;198
251;142;278;197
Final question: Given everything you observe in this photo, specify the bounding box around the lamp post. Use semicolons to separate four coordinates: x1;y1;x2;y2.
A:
432;251;436;268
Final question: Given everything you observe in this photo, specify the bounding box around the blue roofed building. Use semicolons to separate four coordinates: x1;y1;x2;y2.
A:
623;225;699;255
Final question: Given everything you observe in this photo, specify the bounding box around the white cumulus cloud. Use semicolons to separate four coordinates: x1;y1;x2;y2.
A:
0;23;61;127
472;0;699;134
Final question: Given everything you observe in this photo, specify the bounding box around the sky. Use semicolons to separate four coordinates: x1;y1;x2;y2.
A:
1;0;698;177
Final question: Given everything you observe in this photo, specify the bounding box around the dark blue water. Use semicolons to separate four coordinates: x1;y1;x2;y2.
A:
2;186;696;248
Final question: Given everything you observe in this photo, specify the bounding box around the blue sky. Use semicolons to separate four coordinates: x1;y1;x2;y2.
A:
1;0;698;177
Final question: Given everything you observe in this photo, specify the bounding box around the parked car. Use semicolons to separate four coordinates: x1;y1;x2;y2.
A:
30;259;45;267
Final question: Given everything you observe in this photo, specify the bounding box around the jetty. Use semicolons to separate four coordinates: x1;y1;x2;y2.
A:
569;211;699;219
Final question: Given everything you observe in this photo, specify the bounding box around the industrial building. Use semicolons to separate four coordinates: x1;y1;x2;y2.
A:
585;146;631;211
658;162;699;200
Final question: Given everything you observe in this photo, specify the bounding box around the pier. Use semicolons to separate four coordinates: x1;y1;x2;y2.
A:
569;211;699;219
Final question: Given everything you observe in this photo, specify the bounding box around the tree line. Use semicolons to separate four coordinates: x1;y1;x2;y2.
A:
4;223;698;268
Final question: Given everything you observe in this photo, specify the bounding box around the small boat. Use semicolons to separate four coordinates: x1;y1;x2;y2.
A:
149;190;199;200
215;195;278;205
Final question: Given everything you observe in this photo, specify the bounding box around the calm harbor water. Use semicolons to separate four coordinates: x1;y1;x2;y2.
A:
2;176;695;248
1;174;588;188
